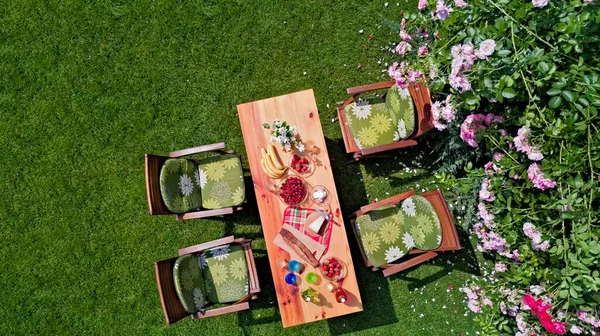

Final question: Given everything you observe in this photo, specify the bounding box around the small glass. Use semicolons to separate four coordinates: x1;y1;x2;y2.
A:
285;273;297;285
305;272;318;284
288;260;302;273
276;258;288;270
324;282;336;292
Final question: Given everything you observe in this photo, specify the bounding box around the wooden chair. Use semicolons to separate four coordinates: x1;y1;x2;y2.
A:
336;81;434;162
145;142;244;220
154;236;261;325
348;189;462;277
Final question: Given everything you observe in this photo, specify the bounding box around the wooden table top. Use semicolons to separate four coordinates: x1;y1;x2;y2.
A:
237;89;363;328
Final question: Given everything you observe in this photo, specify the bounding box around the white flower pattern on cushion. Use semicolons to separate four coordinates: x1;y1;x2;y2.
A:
437;235;442;245
195;168;208;189
402;197;416;217
352;100;372;120
209;245;231;261
197;253;208;269
354;137;362;149
384;246;405;263
193;287;205;310
397;119;407;140
179;175;194;196
403;232;415;249
398;88;410;99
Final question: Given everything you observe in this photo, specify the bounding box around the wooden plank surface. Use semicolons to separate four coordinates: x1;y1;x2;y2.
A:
237;89;363;328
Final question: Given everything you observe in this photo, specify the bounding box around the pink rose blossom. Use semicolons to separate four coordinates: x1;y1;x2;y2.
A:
417;46;429;57
570;325;584;334
418;0;428;10
454;0;468;7
478;202;495;227
394;41;412;55
494;262;507;272
528;163;557;190
479;178;495;202
475;39;496;59
460;113;502;147
532;0;549;7
435;0;452;20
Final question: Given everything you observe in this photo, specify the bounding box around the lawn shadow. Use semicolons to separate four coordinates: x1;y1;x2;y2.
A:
324;137;399;334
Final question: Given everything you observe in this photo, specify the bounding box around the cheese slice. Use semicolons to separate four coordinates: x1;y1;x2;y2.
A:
308;215;326;234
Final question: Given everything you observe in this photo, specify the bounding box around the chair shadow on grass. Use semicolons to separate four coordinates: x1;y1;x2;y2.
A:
325;137;399;334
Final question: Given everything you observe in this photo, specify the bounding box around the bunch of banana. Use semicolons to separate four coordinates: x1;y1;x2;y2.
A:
260;143;287;179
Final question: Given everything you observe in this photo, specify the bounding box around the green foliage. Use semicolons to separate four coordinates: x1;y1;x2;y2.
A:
384;0;599;334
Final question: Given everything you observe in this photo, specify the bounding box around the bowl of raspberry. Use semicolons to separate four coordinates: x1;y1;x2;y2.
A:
278;176;309;206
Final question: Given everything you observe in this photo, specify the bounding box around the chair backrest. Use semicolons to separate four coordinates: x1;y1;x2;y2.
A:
411;189;462;253
145;154;172;215
407;83;434;139
154;257;189;325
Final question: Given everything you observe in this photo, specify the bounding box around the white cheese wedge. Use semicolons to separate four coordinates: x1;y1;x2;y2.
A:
308;215;326;233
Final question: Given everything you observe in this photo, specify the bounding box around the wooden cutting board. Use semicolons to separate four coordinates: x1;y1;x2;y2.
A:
273;226;326;264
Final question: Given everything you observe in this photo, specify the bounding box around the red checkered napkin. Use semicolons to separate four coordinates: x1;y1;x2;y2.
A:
282;206;333;254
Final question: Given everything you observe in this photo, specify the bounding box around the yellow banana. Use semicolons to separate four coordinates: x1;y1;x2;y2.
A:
267;143;285;170
261;158;283;178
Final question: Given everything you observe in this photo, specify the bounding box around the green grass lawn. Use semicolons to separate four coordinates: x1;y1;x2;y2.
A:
0;1;482;334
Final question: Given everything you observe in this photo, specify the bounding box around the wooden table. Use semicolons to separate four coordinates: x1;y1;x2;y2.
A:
237;89;363;328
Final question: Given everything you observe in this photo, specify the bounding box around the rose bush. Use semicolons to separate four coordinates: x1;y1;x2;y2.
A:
381;0;600;334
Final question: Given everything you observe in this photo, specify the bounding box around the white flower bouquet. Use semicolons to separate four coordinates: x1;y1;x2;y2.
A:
262;119;305;152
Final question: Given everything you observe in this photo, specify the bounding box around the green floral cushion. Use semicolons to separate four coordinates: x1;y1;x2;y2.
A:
160;159;203;213
399;196;442;250
202;244;250;304
355;196;442;267
173;254;207;314
197;154;245;210
343;97;398;150
355;205;412;267
385;84;416;140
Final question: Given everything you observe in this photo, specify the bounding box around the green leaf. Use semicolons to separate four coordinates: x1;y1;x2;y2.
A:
502;88;517;99
547;88;562;96
562;91;575;102
556;23;568;32
538;62;549;73
497;50;511;57
549;96;563;108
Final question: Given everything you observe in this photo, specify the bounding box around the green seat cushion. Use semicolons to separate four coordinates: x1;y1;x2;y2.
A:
160;159;203;213
343;97;397;150
355;205;412;267
398;196;442;250
197;154;245;210
173;254;207;314
202;244;250;304
385;84;416;140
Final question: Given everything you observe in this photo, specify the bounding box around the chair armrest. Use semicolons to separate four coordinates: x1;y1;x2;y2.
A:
170;142;226;158
178;236;236;256
242;241;261;294
347;81;395;96
359;190;416;214
176;208;234;220
192;302;250;319
382;251;438;277
360;140;418;156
